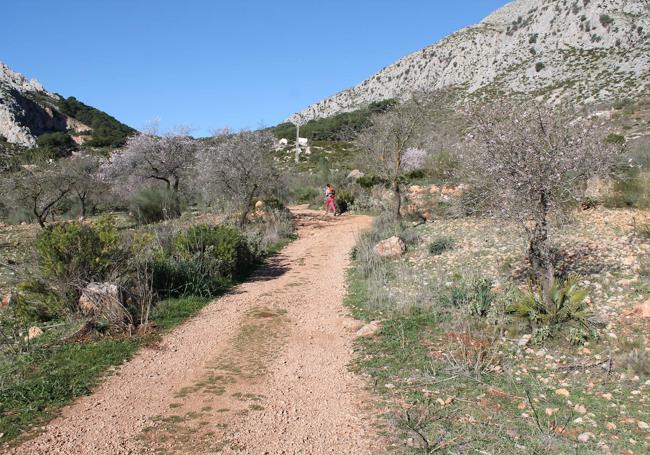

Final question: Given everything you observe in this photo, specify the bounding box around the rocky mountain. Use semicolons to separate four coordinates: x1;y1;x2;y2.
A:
289;0;650;123
0;62;133;147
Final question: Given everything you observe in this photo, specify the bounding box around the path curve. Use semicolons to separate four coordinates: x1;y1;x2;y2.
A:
11;208;385;455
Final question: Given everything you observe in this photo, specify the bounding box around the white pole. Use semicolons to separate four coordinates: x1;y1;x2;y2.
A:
294;122;301;163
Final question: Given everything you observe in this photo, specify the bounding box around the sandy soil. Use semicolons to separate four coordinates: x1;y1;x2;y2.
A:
11;208;386;455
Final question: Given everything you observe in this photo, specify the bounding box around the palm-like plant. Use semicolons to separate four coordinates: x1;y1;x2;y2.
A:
508;274;592;327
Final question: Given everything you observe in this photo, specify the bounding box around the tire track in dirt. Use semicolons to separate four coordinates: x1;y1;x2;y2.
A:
11;208;386;454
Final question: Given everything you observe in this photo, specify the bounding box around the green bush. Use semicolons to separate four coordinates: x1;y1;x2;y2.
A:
151;258;227;298
57;96;135;147
605;171;650;209
152;224;257;298
294;187;319;204
36;132;77;158
129;188;181;224
174;224;256;279
428;236;454;256
357;175;383;189
35;217;121;304
599;14;614;27
336;190;355;214
605;133;625;145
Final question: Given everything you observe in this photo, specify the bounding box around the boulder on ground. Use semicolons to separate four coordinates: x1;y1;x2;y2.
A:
78;282;126;324
356;321;382;338
1;291;17;309
26;326;43;341
633;299;650;319
374;236;406;258
408;185;426;194
347;169;365;180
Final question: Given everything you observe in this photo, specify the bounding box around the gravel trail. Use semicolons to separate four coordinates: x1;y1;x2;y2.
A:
11;208;385;455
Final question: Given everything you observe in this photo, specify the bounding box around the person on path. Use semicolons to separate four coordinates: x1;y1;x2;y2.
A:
325;183;337;216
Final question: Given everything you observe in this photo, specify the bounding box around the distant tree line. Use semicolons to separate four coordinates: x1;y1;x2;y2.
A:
57;96;135;147
272;99;396;141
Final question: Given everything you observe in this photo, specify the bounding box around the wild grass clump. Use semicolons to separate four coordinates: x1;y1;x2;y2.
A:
244;208;295;256
441;276;496;317
428;236;454;255
129;187;182;224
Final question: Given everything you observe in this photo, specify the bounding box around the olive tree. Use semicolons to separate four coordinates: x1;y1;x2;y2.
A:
63;154;108;217
461;100;622;296
355;99;428;217
197;130;279;227
8;161;75;228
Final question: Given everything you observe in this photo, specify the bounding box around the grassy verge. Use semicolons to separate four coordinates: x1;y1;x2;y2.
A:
0;233;294;445
346;210;650;454
0;296;213;443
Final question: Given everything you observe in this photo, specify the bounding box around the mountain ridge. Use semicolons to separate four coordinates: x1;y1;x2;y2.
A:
0;62;134;148
288;0;650;123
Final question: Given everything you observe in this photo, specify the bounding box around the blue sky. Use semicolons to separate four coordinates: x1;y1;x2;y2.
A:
1;0;510;136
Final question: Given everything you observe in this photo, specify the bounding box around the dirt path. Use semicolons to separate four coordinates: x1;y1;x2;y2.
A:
12;208;386;455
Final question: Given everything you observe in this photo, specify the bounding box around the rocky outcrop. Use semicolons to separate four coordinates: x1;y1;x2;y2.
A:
0;62;93;146
0;63;66;146
289;0;650;123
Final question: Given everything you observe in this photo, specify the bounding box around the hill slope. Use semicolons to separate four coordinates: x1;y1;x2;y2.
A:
289;0;650;123
0;62;134;147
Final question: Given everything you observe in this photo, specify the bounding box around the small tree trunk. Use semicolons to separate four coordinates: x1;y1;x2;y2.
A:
79;195;87;218
239;185;258;228
35;211;46;228
528;190;554;303
391;179;402;218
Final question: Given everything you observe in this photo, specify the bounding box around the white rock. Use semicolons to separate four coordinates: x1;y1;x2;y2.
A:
78;282;126;324
373;236;406;258
578;432;594;443
518;334;532;347
356;321;382;338
26;326;43;341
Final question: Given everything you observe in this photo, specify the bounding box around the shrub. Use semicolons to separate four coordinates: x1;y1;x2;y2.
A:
151;257;227;298
244;208;295;256
507;274;593;329
605;171;650;209
129;188;181;224
535;62;545;72
152;224;256;298
35;217;121;305
428;236;454;256
357;175;384;189
36;132;77;158
605;133;625;145
294;187;319;204
599;14;614;28
174;224;256;280
336;190;355;214
443;276;495;317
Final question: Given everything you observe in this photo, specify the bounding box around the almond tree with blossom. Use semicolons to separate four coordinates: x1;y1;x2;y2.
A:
101;128;197;199
196;129;279;227
355;99;429;218
460;99;623;298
